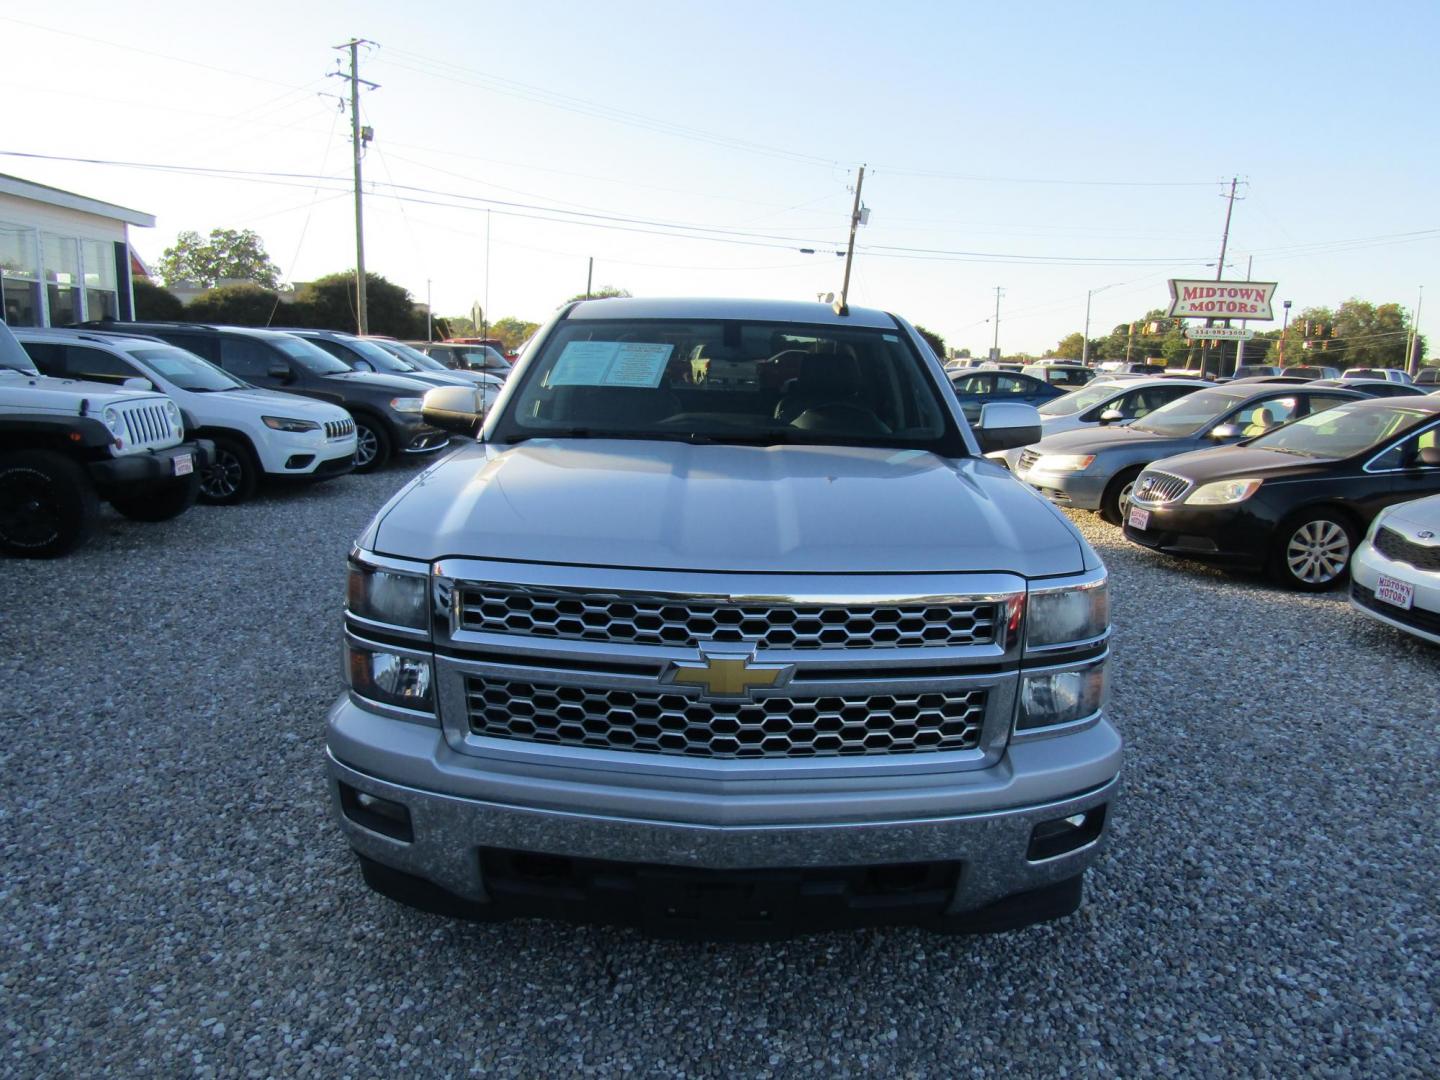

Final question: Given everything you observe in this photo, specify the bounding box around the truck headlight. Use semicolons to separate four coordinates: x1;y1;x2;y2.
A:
347;561;429;630
101;406;126;439
389;396;424;414
164;400;184;432
346;642;434;713
1184;478;1261;505
263;415;322;432
1031;454;1094;473
1018;659;1108;731
1026;577;1109;647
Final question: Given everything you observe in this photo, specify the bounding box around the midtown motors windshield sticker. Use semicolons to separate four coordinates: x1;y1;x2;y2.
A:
549;341;674;388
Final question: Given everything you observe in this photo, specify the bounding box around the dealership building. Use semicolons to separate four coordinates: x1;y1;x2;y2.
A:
0;173;152;328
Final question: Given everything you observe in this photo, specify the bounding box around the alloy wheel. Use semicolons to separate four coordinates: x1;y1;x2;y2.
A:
1285;520;1351;584
354;426;379;468
200;449;243;500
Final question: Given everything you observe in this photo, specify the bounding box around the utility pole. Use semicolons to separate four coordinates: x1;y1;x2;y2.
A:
586;256;593;300
1235;254;1254;369
991;286;1004;359
835;164;865;315
1203;176;1241;378
331;39;378;335
1408;285;1425;376
1082;289;1095;366
426;278;432;342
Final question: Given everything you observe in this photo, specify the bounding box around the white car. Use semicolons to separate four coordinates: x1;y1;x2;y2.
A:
995;377;1211;467
1350;492;1440;646
16;328;357;504
1341;367;1413;384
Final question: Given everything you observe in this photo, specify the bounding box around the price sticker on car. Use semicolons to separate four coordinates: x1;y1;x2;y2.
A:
173;453;194;477
1375;575;1414;610
1127;505;1150;531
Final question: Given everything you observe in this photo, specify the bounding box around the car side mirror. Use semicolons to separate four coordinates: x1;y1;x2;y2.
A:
267;362;293;382
1418;445;1440;468
974;401;1041;454
1209;423;1240;439
1098;408;1125;425
421;385;487;437
354;360;374;372
121;376;154;391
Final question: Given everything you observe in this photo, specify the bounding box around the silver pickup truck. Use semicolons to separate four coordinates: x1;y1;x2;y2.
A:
328;298;1120;937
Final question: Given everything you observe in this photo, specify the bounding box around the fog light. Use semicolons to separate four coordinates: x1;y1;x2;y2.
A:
339;782;413;842
1027;805;1106;861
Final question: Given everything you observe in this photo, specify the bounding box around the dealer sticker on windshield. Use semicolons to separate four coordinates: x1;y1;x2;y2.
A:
549;341;674;388
1374;575;1414;610
172;453;194;477
1127;506;1150;531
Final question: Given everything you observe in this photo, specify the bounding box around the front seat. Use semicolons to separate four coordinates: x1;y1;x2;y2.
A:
1243;405;1279;438
774;350;862;423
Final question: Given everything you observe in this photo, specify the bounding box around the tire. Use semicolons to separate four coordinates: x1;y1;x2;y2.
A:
0;450;99;558
352;417;392;473
1269;509;1357;591
198;436;259;505
1099;467;1143;525
110;473;200;522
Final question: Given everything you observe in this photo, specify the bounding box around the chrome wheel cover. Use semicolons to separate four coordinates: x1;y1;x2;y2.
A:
1286;520;1350;584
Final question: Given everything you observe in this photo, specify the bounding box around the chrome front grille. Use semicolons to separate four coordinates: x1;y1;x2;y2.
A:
325;418;355;440
118;401;177;449
464;675;987;759
1375;526;1440;571
456;588;1001;650
1132;469;1191;505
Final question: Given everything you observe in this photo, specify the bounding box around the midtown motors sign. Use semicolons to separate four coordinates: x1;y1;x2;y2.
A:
1167;280;1279;320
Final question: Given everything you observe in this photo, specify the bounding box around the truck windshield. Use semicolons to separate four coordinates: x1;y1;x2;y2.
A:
493;318;963;453
1131;388;1245;437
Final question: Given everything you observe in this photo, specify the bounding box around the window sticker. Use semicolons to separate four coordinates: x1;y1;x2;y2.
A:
550;341;673;388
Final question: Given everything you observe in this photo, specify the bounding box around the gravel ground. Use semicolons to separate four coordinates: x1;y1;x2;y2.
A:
2;459;1437;1078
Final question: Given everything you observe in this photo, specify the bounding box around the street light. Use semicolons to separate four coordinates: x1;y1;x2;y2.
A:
1279;300;1292;366
1082;283;1121;366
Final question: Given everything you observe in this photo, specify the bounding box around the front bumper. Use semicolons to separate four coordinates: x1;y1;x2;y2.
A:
326;695;1121;925
1350;540;1440;646
1123;500;1270;570
88;440;213;491
1012;466;1107;510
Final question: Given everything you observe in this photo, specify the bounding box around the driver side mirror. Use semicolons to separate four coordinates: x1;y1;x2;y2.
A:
267;362;293;382
121;376;154;391
1098;408;1125;425
421;385;488;437
974;401;1041;454
353;359;374;372
1209;423;1240;439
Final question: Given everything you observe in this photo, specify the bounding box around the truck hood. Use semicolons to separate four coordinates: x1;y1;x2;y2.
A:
370;439;1088;576
0;370;169;413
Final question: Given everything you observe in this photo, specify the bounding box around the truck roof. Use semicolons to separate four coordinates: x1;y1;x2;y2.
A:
563;296;901;330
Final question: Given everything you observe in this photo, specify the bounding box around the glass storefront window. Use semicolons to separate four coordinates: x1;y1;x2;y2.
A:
43;234;80;325
83;240;118;320
1;224;41;326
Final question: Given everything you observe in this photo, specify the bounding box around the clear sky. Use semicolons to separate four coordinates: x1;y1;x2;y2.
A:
3;0;1436;354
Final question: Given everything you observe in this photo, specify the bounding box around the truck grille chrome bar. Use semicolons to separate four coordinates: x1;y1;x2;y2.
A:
118;402;177;450
1131;469;1191;505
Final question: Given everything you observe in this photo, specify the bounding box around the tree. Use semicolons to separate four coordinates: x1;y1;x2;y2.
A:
156;228;282;290
187;283;281;326
913;324;945;357
489;316;540;350
565;285;631;303
289;271;427;338
1052;332;1086;360
132;279;185;321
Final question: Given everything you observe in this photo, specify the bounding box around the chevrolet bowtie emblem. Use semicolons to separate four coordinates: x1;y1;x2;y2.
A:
664;647;793;700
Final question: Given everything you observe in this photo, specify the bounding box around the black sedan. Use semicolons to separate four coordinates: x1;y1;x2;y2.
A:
1123;397;1440;589
949;369;1067;423
1306;378;1430;399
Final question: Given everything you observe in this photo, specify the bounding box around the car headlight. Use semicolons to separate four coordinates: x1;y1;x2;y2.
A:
1026;577;1109;647
1032;454;1095;473
263;415;322;432
1184;478;1262;505
1017;659;1108;731
346;641;433;713
347;560;430;630
164;400;184;431
101;406;126;438
389;396;424;413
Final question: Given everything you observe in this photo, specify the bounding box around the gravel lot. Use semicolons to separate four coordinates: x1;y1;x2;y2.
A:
3;457;1437;1078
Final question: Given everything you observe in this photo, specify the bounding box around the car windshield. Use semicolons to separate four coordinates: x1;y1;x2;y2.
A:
492;318;962;453
272;336;353;375
0;320;40;374
1039;383;1120;417
1131;388;1245;437
343;337;420;373
129;346;244;392
377;340;447;371
1250;402;1426;458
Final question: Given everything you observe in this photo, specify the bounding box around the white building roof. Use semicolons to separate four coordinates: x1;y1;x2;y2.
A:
0;173;155;228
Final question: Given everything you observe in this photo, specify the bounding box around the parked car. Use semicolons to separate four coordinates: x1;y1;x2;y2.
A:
78;321;447;472
1124;397;1440;590
1416;368;1439;386
1341;367;1413;384
277;329;476;391
1305;378;1429;399
1232;365;1282;380
363;337;505;392
1012;383;1365;523
998;377;1211;467
0;319;209;556
1350;491;1440;644
329;296;1120;937
1021;363;1093;389
412;341;513;378
1228;375;1311;385
1283;365;1340;380
949;368;1067;423
1096;361;1166;375
16;328;356;504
